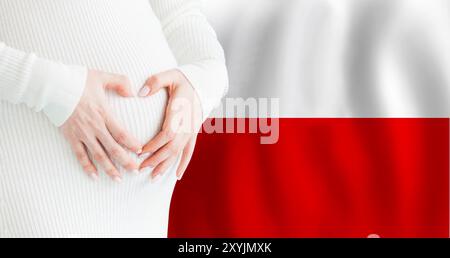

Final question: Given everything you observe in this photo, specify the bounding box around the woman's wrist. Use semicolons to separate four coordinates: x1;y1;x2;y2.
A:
31;60;88;127
0;43;88;127
177;61;229;121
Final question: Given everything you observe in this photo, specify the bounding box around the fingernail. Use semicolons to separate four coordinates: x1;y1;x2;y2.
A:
90;173;99;181
151;174;162;184
113;176;123;183
138;86;150;97
136;148;143;155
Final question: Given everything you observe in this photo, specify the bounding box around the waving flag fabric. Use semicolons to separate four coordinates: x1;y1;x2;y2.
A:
168;0;449;238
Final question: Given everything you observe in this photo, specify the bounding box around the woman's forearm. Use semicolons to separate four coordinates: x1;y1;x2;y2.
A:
0;42;87;126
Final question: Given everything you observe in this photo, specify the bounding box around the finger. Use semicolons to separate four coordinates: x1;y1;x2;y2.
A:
105;112;142;154
138;70;181;97
141;130;172;155
69;140;98;180
151;156;178;182
97;130;138;172
140;136;185;170
105;74;134;97
140;144;172;171
176;136;197;180
84;138;122;183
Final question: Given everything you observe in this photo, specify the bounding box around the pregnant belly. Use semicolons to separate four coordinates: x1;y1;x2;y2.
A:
0;44;179;237
0;2;180;236
0;49;178;237
0;53;175;175
1;35;178;177
1;44;177;165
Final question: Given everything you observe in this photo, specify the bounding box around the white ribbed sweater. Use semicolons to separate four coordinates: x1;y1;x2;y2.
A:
0;0;227;238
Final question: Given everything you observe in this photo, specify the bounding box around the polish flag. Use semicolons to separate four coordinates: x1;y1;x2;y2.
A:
169;0;450;238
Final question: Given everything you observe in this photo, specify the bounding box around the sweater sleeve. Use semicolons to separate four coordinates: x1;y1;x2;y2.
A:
0;42;88;127
149;0;229;120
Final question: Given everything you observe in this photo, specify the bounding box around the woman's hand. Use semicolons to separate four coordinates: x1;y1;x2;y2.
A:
138;70;203;181
61;70;142;182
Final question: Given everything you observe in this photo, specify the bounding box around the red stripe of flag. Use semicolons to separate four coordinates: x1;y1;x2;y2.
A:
169;118;449;238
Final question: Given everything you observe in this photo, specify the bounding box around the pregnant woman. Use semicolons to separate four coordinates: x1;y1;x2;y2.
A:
0;0;228;237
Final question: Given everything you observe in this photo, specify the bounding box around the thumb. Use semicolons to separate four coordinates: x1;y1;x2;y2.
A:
138;70;180;97
105;74;134;97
